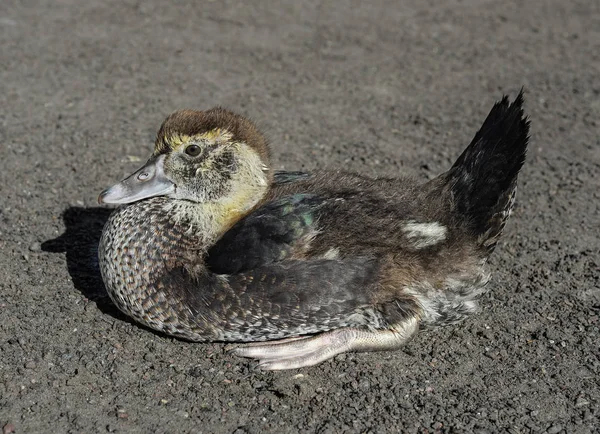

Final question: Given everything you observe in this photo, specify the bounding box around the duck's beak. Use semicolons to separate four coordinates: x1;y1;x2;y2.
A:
98;154;175;205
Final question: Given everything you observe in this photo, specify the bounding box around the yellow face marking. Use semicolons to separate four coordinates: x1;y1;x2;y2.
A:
197;128;233;143
166;133;192;149
155;129;234;154
160;141;268;240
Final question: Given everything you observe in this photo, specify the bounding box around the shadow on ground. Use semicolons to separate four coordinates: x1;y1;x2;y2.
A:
40;206;209;339
41;207;123;318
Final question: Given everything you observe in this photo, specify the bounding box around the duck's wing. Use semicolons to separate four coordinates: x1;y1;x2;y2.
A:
272;170;312;184
206;193;325;274
160;255;383;341
170;254;420;368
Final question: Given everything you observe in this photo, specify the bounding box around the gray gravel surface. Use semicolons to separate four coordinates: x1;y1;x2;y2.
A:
1;0;599;433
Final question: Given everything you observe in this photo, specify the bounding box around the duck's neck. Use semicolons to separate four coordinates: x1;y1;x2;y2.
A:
165;162;270;245
160;197;255;247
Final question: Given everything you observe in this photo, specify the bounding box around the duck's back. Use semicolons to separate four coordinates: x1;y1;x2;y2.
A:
262;169;471;259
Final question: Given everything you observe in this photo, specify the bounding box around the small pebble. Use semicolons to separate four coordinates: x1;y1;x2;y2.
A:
175;410;189;418
143;352;155;362
29;242;41;252
547;424;563;434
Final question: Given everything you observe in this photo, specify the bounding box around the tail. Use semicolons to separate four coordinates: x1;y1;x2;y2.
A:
447;90;530;254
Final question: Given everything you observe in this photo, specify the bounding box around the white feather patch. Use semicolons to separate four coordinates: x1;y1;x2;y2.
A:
321;248;340;260
402;221;447;249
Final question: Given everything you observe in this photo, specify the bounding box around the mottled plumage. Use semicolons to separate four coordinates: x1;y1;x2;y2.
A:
206;193;324;274
98;92;529;369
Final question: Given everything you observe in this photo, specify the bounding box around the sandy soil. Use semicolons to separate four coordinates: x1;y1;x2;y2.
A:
1;0;599;432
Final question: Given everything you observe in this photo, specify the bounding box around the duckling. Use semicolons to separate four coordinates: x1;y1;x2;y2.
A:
98;92;529;370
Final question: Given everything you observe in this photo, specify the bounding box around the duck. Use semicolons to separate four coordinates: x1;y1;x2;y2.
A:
98;91;529;370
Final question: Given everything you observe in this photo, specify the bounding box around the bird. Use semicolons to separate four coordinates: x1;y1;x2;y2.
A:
98;91;529;370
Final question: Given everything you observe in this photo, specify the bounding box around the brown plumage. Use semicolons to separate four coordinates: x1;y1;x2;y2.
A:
154;107;272;166
98;92;529;370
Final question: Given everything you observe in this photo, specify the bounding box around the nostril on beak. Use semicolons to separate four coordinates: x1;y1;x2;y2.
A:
138;172;150;181
98;189;109;204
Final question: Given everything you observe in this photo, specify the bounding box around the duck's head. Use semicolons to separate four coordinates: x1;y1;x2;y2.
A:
99;108;271;214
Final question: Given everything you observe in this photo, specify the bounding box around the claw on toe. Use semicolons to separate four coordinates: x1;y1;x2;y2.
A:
230;331;352;370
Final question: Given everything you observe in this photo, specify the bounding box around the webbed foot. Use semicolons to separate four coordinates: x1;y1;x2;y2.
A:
231;317;418;370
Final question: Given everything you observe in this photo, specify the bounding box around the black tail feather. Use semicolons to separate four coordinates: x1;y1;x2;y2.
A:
449;90;530;253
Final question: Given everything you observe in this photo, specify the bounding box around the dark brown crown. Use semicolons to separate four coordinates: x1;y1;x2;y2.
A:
154;107;270;165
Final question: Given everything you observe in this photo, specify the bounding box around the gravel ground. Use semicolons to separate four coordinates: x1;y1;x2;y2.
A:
1;0;599;432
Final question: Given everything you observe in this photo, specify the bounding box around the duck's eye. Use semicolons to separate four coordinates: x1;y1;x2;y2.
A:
185;144;202;157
